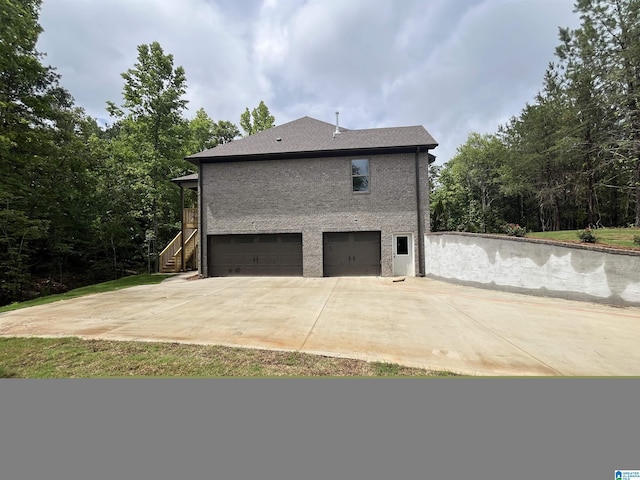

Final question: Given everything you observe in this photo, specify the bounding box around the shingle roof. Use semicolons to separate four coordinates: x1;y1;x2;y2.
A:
186;116;438;163
172;173;198;182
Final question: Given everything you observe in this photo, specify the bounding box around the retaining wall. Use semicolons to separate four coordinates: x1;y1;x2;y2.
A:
424;232;640;306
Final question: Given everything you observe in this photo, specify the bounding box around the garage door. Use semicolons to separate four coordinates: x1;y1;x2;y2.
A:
208;234;303;276
323;231;381;276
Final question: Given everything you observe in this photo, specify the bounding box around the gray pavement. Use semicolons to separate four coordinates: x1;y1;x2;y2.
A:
1;275;640;376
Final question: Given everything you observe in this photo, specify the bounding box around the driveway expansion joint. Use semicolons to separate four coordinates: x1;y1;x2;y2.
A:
297;278;340;352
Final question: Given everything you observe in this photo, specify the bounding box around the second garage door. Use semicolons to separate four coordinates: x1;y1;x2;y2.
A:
208;233;303;276
323;231;381;276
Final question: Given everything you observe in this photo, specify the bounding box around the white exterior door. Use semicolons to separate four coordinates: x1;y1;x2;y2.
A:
392;234;413;276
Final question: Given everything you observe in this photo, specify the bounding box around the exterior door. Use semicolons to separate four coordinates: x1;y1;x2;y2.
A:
392;234;413;276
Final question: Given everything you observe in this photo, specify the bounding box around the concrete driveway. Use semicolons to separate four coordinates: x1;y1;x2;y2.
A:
1;275;640;376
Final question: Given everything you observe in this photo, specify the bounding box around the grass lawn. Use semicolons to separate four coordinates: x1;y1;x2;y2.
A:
0;273;173;313
0;337;457;378
527;227;640;250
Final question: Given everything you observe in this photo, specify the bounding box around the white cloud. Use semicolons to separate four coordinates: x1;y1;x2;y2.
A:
37;0;580;163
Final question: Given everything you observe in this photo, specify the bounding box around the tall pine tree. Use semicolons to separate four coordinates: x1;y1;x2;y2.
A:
107;41;189;271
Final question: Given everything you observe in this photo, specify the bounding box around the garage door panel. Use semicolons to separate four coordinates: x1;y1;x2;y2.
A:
208;234;302;277
323;231;381;276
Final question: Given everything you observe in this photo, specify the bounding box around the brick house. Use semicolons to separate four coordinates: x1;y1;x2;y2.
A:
175;115;437;277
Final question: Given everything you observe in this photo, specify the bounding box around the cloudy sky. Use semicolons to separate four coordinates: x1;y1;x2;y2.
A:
36;0;580;164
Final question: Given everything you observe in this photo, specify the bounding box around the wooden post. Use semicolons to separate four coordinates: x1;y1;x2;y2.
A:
180;184;185;272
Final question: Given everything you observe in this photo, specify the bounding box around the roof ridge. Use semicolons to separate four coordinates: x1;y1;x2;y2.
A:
347;124;424;132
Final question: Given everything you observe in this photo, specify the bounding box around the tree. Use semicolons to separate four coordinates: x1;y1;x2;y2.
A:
106;41;189;271
188;108;217;152
456;133;508;233
500;65;582;231
556;24;610;227
569;0;640;225
213;120;240;145
0;0;98;302
434;0;640;232
430;161;469;232
431;133;509;233
107;42;188;141
187;108;239;153
239;100;275;135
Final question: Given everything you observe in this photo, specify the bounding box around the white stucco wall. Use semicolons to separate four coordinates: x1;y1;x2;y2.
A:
425;233;640;306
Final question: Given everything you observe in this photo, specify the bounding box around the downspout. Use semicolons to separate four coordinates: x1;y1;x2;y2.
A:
415;147;425;277
198;161;205;277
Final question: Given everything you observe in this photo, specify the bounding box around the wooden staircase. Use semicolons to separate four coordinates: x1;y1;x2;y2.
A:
159;208;199;273
160;229;198;273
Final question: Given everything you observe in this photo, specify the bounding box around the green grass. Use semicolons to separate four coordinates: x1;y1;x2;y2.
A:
527;227;640;249
0;274;173;313
0;337;458;378
372;362;401;376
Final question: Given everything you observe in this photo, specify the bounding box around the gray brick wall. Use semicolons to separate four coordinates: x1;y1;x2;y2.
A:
199;152;431;277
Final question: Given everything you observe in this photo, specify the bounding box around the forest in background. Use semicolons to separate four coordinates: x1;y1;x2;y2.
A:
431;0;640;235
2;0;638;306
0;0;275;305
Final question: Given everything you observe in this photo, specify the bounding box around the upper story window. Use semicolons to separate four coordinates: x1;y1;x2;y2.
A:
351;159;369;193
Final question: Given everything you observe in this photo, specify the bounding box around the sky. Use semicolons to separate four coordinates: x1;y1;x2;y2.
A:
36;0;581;165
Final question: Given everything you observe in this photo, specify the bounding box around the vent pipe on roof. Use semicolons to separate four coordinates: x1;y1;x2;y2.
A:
333;111;341;138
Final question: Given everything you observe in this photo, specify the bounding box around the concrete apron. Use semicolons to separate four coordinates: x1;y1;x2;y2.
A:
1;275;639;376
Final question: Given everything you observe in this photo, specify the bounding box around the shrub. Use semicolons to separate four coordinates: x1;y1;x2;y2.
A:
502;223;526;237
579;228;597;243
633;235;640;246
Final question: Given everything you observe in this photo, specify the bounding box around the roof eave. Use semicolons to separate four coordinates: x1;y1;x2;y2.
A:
186;144;438;165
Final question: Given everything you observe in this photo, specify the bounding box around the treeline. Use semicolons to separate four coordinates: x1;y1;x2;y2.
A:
431;0;640;234
0;0;274;305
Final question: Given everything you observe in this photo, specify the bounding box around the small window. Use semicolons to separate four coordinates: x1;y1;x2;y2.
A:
351;159;369;192
396;236;409;255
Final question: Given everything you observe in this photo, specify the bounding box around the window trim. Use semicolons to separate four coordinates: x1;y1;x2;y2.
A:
351;158;370;193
